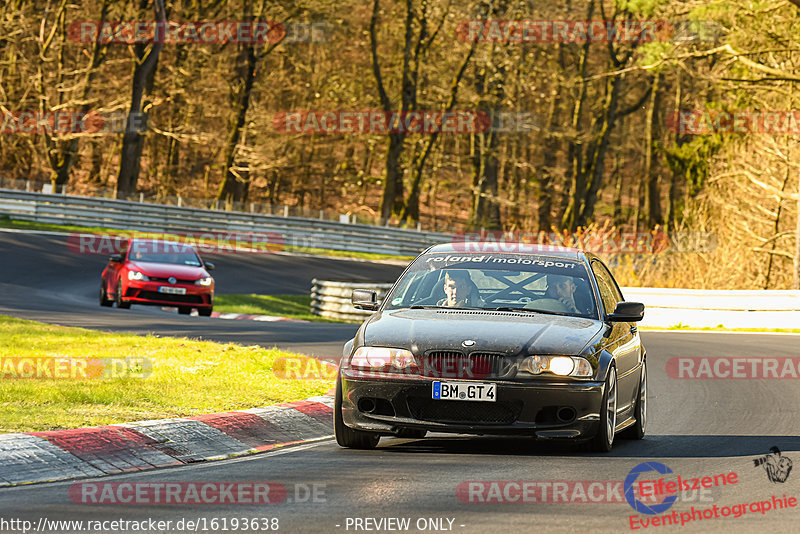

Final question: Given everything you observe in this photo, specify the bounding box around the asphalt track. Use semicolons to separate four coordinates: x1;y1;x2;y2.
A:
0;230;404;358
1;229;800;533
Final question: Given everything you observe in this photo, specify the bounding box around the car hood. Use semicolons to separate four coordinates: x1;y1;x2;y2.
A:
128;261;208;279
362;309;604;356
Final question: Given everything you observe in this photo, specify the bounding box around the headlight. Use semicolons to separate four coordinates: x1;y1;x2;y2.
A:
348;347;418;374
521;355;593;377
195;277;213;286
128;271;148;281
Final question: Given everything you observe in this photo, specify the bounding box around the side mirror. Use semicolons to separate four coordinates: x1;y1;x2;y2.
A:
205;262;215;271
109;254;122;263
607;301;645;322
352;289;378;311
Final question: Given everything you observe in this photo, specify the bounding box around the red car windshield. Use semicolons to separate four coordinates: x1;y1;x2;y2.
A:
127;242;202;266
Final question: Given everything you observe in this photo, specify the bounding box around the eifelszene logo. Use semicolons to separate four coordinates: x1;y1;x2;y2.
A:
625;462;678;515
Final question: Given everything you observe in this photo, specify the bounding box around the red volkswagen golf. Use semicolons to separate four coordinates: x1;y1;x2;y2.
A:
100;238;215;316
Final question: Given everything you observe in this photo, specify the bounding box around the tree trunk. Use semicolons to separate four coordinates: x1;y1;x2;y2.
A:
217;40;258;204
795;164;800;289
116;0;166;198
644;72;663;228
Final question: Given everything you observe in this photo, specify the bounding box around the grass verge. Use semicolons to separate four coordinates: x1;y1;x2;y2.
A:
0;216;414;262
0;314;334;432
214;294;358;323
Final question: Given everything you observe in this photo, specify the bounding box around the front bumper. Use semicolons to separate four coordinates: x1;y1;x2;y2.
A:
123;280;213;308
340;369;605;440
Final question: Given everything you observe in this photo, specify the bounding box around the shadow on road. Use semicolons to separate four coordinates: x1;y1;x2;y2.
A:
377;434;800;458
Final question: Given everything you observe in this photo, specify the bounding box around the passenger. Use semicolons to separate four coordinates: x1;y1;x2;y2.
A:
545;274;580;314
437;270;483;308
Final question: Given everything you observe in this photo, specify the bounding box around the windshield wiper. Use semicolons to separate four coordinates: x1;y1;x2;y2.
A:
518;308;572;316
408;305;478;310
490;306;539;313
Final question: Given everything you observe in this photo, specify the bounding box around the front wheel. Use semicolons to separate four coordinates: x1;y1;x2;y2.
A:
334;377;379;449
115;281;131;309
99;283;113;307
591;365;617;452
198;307;213;317
621;360;647;440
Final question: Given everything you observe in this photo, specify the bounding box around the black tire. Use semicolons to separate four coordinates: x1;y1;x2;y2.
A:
395;428;427;439
198;307;213;317
591;365;617;453
115;281;131;309
334;377;380;449
99;283;113;307
178;307;192;315
621;360;647;440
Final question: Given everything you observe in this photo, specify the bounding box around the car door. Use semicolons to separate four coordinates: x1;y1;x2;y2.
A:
590;259;642;417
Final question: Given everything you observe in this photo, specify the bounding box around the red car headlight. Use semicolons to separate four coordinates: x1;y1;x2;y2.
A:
127;271;149;281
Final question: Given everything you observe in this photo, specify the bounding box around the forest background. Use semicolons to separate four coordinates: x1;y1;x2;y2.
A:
2;0;800;289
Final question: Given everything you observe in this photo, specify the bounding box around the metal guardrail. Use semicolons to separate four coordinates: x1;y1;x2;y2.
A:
310;279;395;321
310;281;800;329
0;189;453;257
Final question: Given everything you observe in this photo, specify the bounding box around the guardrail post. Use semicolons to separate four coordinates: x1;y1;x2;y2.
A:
283;205;289;217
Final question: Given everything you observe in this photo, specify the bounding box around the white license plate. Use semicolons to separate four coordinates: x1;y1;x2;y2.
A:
432;381;496;402
158;286;186;295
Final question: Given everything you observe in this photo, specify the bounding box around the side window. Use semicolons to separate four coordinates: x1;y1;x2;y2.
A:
591;261;621;315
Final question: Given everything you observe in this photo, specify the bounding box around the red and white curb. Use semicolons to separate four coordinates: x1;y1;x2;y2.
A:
0;395;333;487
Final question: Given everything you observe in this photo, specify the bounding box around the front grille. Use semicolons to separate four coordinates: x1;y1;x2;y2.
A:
135;290;204;304
418;351;514;379
149;276;196;284
407;397;521;425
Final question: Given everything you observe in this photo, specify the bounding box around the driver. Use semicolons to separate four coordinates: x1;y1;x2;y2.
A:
437;270;483;308
545;274;580;314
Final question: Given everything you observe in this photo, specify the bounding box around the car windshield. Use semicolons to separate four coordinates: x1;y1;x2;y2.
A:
384;253;597;319
126;241;203;266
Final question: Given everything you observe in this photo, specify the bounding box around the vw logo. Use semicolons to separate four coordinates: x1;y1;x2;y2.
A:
168;277;177;285
462;339;476;347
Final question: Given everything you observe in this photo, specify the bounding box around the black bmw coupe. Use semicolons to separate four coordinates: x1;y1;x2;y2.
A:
335;243;646;452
